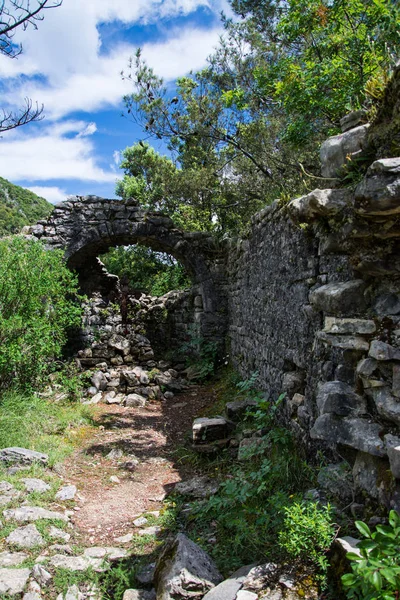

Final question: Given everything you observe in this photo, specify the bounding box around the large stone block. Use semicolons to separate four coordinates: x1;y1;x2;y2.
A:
192;417;233;444
320;124;369;178
310;414;386;457
355;158;400;216
365;387;400;426
154;533;222;600
310;280;366;315
385;434;400;479
288;188;353;222
316;381;366;417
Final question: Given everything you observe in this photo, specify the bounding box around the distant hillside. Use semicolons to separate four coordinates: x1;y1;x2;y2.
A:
0;177;53;236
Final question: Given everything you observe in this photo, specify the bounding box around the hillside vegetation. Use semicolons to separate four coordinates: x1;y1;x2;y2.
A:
0;176;53;236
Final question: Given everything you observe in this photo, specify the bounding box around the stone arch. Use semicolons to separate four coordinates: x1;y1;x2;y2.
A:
29;196;228;345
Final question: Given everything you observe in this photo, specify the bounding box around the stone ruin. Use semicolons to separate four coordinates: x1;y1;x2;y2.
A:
26;64;400;508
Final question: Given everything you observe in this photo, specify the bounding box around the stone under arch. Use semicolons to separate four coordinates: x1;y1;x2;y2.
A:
29;196;228;345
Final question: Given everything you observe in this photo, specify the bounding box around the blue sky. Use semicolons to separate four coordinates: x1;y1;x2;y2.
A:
0;0;230;204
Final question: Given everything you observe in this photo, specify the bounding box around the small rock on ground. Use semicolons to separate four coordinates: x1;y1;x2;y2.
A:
0;567;31;596
56;485;77;501
123;590;156;600
6;524;44;549
138;526;161;537
48;525;71;542
0;551;28;567
56;584;85;600
4;506;68;523
22;478;51;493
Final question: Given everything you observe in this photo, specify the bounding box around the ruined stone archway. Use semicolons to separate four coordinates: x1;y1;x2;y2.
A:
29;196;228;345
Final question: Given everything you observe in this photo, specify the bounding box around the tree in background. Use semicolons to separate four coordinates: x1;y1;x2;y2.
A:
100;245;190;298
0;0;62;133
0;237;81;390
122;0;399;234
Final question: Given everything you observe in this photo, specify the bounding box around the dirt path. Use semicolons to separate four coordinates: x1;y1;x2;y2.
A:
64;386;216;546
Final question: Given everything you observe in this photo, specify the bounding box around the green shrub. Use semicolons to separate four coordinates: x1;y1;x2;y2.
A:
342;510;400;599
0;236;82;390
278;501;336;579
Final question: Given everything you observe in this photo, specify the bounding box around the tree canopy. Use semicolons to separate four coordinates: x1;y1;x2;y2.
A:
121;0;399;235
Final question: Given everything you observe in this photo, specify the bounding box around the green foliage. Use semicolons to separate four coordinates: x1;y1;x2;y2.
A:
121;0;399;234
342;510;400;600
188;389;315;572
100;245;190;297
0;236;82;390
278;501;336;578
178;325;218;380
0;176;53;236
0;390;94;466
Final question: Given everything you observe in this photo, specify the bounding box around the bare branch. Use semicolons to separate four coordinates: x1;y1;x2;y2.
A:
0;97;44;134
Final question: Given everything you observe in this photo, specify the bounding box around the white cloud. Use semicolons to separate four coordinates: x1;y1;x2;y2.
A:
77;122;97;137
0;121;116;182
27;186;68;205
113;150;121;165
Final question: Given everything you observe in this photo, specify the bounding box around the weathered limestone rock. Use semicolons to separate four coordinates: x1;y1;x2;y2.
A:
154;533;222;600
48;526;71;543
91;371;108;391
83;547;128;561
22;479;51;494
192;417;233;444
6;524;45;549
225;399;258;421
56;584;85;600
32;564;52;587
124;393;147;407
356;358;379;378
0;448;48;466
0;568;30;595
340;110;367;132
323;317;376;335
355;158;400;216
316;381;366;417
174;477;219;498
317;463;353;501
365;386;400;425
373;293;400;316
393;364;400;397
353;451;390;501
288;188;353;222
310;280;366;315
320;124;369;178
56;485;77;501
123;590;156;600
316;332;369;352
49;554;103;571
0;551;28;567
202;565;254;600
369;340;400;361
310;414;386;457
385;434;400;479
3;506;68;523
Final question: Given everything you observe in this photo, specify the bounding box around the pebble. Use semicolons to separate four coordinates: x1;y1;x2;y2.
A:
110;476;121;484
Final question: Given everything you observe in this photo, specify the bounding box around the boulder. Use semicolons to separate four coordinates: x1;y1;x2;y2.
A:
352;451;390;502
355;158;400;216
310;280;366;315
365;386;400;425
288;188;353;222
320;124;369;178
340;110;367;132
310;414;386;457
0;448;48;466
91;371;108;391
154;533;222;600
369;340;400;361
316;381;366;417
192;417;233;444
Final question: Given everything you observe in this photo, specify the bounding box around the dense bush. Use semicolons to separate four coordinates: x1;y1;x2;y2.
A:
0;236;82;390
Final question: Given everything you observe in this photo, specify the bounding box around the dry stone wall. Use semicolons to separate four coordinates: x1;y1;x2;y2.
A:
226;118;400;508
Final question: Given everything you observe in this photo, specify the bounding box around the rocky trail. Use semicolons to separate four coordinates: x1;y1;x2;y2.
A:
66;386;216;546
